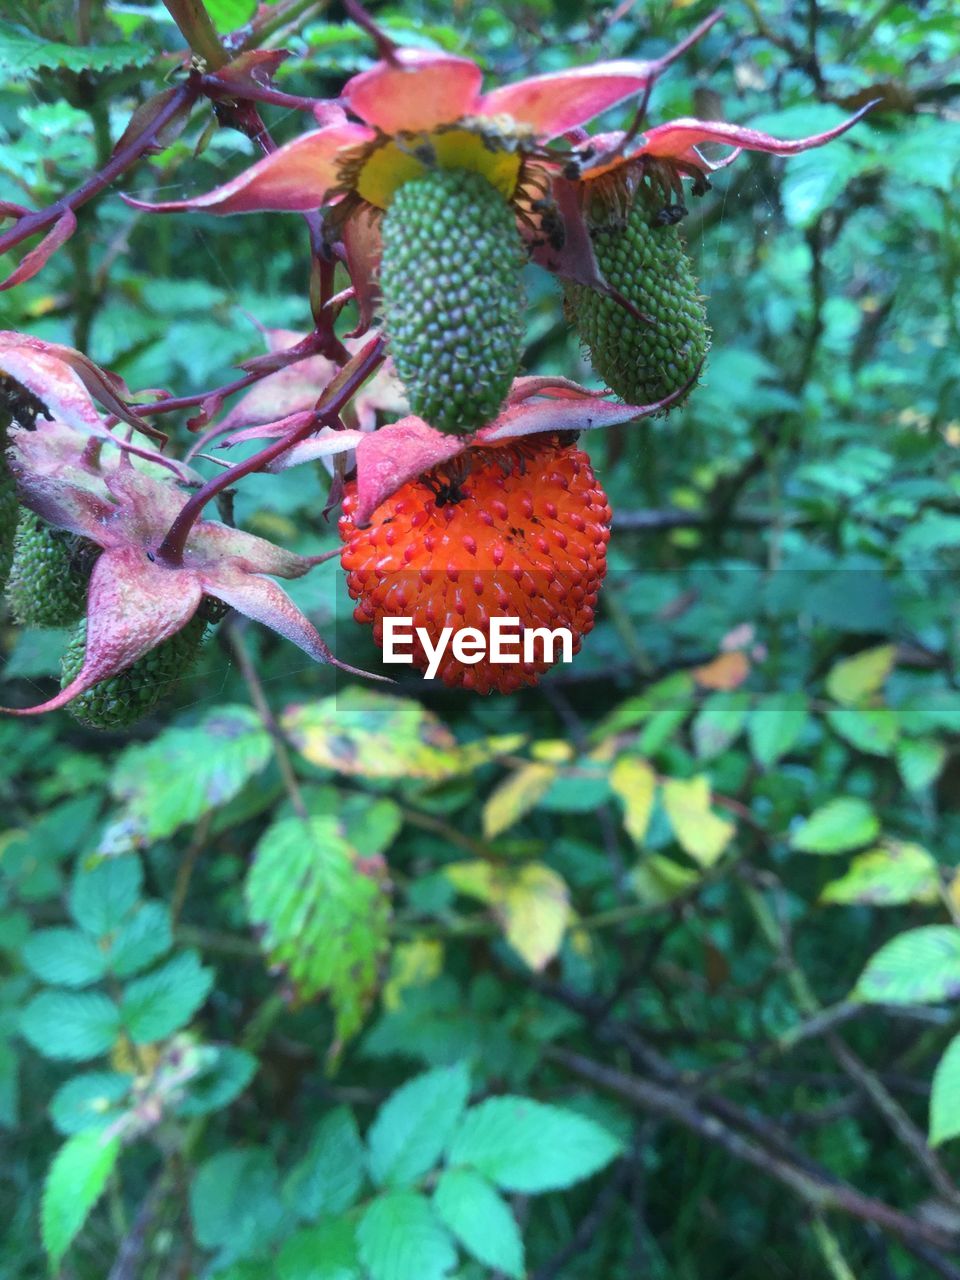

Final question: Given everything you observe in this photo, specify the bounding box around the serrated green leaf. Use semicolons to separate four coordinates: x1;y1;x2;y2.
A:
0;21;152;79
284;1107;365;1220
930;1034;960;1146
433;1169;523;1278
826;645;896;705
20;991;120;1061
42;1130;120;1269
446;1096;623;1192
246;816;390;1045
69;855;141;937
368;1063;471;1189
50;1071;131;1136
357;1192;456;1280
826;707;899;756
820;843;939;907
108;902;173;977
190;1148;286;1260
176;1046;257;1119
121;951;213;1044
104;707;271;851
791;797;879;854
855;927;960;1004
278;1220;361;1280
22;927;106;988
747;693;809;768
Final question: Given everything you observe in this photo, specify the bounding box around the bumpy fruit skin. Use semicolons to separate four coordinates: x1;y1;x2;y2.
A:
0;474;17;591
380;168;525;434
565;193;709;409
339;436;611;694
60;614;208;730
6;511;94;627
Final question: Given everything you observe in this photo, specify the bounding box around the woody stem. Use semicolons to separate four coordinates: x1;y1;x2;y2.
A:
155;335;385;567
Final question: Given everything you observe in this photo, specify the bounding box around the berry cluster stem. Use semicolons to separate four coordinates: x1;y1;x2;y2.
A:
155;335;385;568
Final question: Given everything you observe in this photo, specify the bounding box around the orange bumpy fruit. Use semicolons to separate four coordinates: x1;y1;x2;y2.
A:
339;435;611;693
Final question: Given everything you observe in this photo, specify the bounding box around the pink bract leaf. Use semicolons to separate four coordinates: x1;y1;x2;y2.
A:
479;60;665;141
6;547;203;717
0;208;76;291
353;417;466;527
267;427;364;471
342;49;482;133
595;102;878;174
122;122;373;215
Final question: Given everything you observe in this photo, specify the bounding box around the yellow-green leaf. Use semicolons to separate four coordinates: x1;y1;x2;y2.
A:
383;940;444;1011
661;776;734;867
820;843;940;906
483;763;558;840
826;645;896;705
629;854;701;905
445;861;571;970
609;756;657;846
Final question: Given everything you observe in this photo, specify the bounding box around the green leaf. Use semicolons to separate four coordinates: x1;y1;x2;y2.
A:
357;1192;456;1280
42;1130;121;1269
69;855;141;937
930;1034;960;1146
791;798;879;854
284;1107;365;1220
826;707;899;756
108;902;173;977
897;738;947;793
747;694;809;768
820;843;940;907
826;645;896;705
191;1148;286;1261
855;927;960;1004
103;707;272;851
20;991;120;1061
278;1220;361;1280
121;951;213;1044
246;816;390;1045
50;1072;131;1136
0;1040;19;1129
692;691;750;759
368;1063;471;1189
176;1046;258;1118
433;1169;523;1278
22;927;107;988
202;0;257;32
629;853;701;905
446;1097;623;1192
0;20;152;79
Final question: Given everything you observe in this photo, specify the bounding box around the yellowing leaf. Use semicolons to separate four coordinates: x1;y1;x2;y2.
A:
501;865;571;971
530;739;574;764
826;645;896;706
820;843;940;906
483;763;558;840
693;650;750;691
383;940;444;1011
283;689;522;780
629;854;701;905
609;756;657;846
445;861;571;970
661;776;735;867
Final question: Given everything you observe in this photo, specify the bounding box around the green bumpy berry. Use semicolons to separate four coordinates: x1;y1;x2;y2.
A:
6;511;95;627
60;614;207;730
380;167;525;434
0;474;18;591
565;196;709;409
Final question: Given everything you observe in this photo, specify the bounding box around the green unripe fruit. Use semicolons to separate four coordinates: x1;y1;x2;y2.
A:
6;511;95;628
565;194;709;409
380;167;525;434
60;614;208;730
0;474;18;591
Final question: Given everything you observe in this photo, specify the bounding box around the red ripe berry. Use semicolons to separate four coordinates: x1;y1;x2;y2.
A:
339;435;612;693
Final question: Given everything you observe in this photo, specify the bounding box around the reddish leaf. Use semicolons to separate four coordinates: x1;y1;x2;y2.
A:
1;209;76;290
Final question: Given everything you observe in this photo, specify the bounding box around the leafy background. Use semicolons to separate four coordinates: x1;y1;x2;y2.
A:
1;0;960;1277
